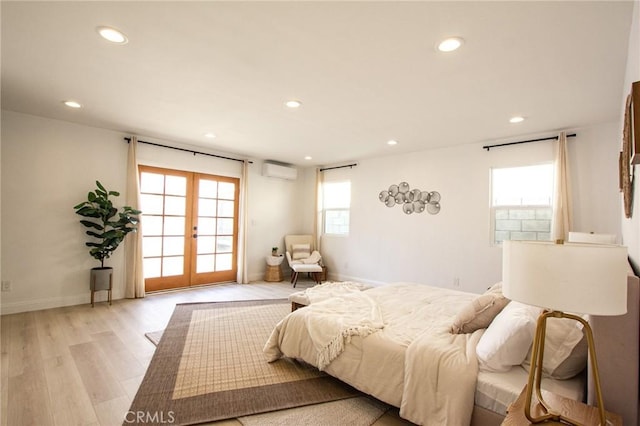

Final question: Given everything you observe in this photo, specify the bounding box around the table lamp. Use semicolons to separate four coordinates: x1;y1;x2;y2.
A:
502;240;627;425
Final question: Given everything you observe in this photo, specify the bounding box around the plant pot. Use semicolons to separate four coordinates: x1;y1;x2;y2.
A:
91;267;113;290
90;267;113;307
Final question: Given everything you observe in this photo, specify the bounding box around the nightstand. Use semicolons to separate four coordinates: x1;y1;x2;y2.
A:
265;255;284;282
502;387;622;425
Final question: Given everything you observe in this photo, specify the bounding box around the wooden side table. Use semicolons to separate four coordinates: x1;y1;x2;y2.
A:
318;266;327;282
502;387;622;426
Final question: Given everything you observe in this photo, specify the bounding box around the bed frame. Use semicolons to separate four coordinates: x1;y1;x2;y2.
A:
588;271;639;425
469;272;640;426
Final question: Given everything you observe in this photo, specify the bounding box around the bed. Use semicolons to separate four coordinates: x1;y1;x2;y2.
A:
265;276;639;425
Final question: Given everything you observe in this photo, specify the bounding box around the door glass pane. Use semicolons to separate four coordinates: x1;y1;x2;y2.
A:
216;236;232;253
197;254;215;273
198;198;217;216
217;218;234;235
163;216;185;235
165;175;187;196
197;236;215;254
199;180;218;198
143;237;162;257
163;256;184;276
218;200;235;217
142;215;163;236
197;218;216;234
140;172;164;193
140;167;239;287
215;253;232;271
144;258;161;278
163;236;184;256
218;182;235;199
141;194;164;215
165;196;186;216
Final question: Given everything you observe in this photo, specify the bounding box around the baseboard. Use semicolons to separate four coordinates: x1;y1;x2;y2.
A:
325;273;387;287
0;292;113;315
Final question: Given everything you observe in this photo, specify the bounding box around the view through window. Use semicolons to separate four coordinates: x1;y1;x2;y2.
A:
491;164;554;244
323;181;351;235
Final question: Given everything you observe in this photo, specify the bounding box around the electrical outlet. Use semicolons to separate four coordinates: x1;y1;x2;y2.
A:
1;281;11;292
453;277;460;287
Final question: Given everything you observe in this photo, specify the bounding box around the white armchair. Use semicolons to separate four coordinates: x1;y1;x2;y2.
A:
284;235;323;287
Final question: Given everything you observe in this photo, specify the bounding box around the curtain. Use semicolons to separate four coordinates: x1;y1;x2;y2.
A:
236;160;250;284
125;136;145;298
313;168;323;252
551;132;573;242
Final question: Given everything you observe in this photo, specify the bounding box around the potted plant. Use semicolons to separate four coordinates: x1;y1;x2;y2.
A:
272;246;278;256
73;181;141;306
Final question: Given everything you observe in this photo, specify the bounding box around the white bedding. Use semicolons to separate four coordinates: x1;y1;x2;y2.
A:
265;290;385;370
264;282;484;426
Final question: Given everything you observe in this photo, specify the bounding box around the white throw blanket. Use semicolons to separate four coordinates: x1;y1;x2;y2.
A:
265;291;384;370
401;326;483;425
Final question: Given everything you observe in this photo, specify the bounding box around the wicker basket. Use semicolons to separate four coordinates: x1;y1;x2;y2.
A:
264;265;283;282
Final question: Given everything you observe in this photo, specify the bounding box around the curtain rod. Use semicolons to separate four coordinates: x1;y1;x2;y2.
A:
319;163;358;172
124;137;252;163
482;133;577;151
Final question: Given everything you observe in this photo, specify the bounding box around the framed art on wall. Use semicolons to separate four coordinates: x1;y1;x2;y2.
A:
621;83;636;218
631;81;640;165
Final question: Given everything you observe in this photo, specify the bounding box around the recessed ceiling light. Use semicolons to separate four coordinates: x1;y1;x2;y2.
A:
285;100;302;109
509;116;525;124
304;156;312;160
63;100;82;108
96;26;128;44
387;140;398;146
204;133;216;139
437;37;464;52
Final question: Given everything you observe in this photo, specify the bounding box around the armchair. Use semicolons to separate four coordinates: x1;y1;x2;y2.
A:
284;235;324;287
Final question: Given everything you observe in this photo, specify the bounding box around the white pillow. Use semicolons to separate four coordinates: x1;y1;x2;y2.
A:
292;244;311;260
476;301;541;372
522;316;587;379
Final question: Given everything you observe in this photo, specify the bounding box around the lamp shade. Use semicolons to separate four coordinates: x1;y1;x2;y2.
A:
502;241;627;316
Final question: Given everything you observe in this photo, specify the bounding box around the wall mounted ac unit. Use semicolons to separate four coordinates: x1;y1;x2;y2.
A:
262;162;298;180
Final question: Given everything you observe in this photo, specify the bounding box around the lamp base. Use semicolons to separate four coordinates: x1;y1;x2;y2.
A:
505;385;622;425
524;311;607;426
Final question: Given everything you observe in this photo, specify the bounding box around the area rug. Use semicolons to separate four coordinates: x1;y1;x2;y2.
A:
238;396;389;426
129;299;361;426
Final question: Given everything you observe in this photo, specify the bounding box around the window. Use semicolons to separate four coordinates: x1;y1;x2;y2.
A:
323;181;351;235
490;164;554;245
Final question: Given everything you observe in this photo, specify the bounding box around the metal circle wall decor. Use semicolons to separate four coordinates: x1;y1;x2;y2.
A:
378;182;441;215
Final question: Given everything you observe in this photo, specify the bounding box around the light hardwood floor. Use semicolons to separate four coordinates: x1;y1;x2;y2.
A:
1;279;412;426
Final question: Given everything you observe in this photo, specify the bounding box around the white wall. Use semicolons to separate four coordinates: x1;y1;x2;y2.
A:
621;1;640;271
315;123;621;294
1;110;129;313
0;110;303;314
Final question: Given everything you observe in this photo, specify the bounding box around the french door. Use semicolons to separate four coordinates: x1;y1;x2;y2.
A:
139;165;239;292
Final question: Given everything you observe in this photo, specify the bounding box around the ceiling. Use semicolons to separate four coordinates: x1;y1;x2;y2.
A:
1;1;634;166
